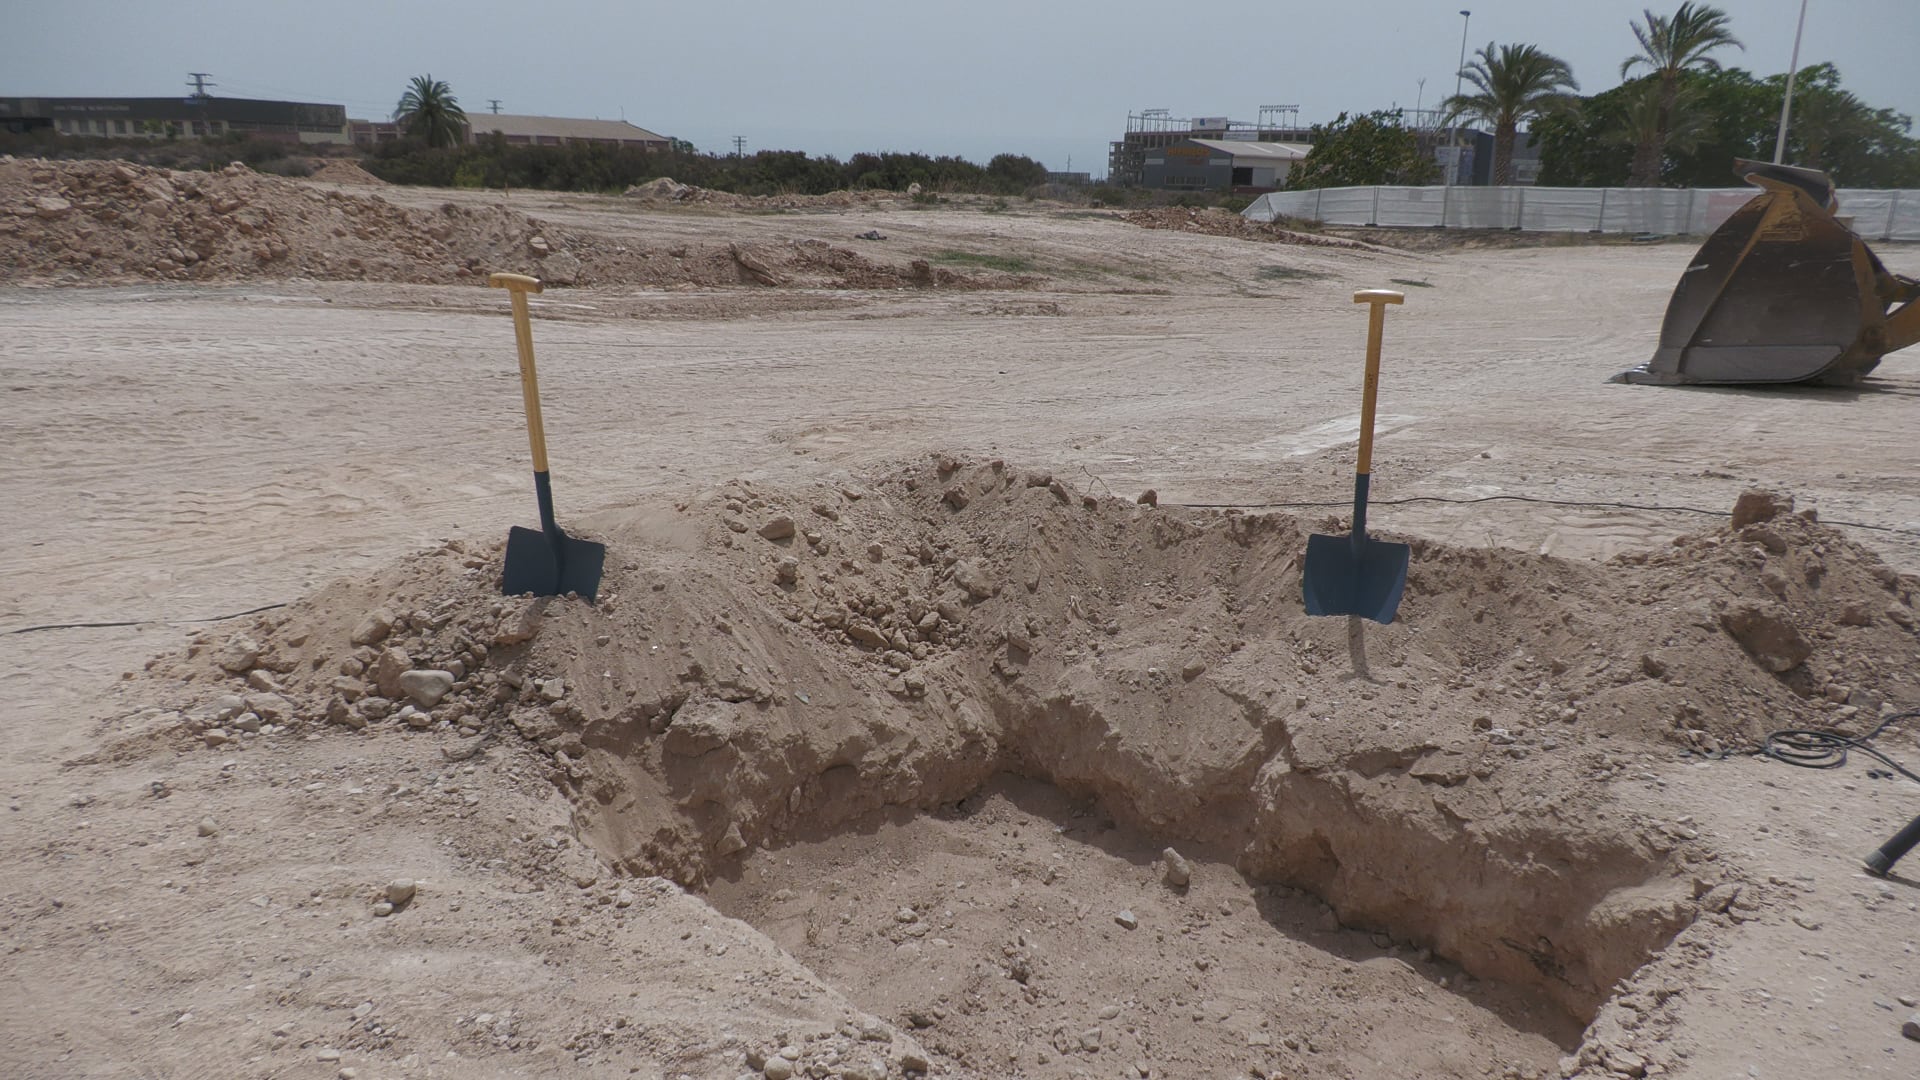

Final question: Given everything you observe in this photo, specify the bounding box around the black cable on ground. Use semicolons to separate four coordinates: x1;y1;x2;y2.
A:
1173;493;1918;537
1761;709;1920;785
4;602;290;636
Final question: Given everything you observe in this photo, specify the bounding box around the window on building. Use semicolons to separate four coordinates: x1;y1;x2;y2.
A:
114;120;127;134
1231;167;1253;186
57;118;71;132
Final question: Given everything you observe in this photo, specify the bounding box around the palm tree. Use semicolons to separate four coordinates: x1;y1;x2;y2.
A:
393;75;468;149
1620;3;1742;186
1443;43;1580;186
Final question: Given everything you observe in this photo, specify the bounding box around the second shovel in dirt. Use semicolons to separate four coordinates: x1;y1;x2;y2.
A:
488;272;605;601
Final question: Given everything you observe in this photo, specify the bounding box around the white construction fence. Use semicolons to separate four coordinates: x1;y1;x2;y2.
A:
1242;185;1920;241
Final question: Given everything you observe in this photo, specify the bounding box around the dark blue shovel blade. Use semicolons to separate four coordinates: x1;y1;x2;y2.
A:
1302;532;1411;623
502;525;606;601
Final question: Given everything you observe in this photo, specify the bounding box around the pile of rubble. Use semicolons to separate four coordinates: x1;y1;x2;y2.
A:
1124;205;1380;250
624;175;903;211
0;157;1024;290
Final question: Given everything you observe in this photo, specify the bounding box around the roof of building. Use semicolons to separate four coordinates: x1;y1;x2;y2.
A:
466;114;667;143
1187;139;1311;161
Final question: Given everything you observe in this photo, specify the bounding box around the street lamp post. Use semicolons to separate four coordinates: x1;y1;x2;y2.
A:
1448;10;1471;187
1772;0;1810;164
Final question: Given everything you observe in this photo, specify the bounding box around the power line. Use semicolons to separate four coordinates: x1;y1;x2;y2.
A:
187;72;215;99
488;99;502;114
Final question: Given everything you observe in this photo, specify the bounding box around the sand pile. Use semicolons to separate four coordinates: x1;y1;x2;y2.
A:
135;459;1918;1075
1126;205;1383;250
307;158;389;186
0;158;1023;291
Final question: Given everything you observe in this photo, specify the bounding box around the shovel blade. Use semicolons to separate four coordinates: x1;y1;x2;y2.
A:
1302;532;1411;623
502;525;606;601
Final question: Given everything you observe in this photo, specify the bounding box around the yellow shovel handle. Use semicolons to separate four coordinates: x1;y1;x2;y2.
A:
1352;289;1405;475
488;273;549;473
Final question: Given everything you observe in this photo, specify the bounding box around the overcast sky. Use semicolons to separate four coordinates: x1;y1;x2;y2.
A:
5;1;1911;177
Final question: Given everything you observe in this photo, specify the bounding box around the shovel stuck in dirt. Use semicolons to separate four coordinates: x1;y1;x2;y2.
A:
489;272;605;601
1302;289;1410;629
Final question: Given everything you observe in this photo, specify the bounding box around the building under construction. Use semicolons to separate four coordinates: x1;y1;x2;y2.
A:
1109;107;1311;188
1111;105;1539;188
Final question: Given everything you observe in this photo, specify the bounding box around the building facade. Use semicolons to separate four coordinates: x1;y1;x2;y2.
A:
0;96;349;143
1140;139;1310;193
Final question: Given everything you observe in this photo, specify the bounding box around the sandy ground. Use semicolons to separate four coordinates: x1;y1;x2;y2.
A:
3;181;1920;1079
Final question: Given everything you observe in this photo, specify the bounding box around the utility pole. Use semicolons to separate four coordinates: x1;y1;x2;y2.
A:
732;135;746;158
186;73;215;139
1772;0;1810;164
488;99;502;115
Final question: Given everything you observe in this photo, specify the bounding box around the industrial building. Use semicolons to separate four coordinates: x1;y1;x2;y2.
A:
1109;108;1311;188
351;114;669;150
1141;139;1310;193
0;96;349;143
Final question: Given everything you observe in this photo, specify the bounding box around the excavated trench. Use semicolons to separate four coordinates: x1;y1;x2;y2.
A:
212;456;1920;1076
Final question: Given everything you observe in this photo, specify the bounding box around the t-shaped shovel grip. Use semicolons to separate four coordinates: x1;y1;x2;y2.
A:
1351;289;1404;478
488;272;549;474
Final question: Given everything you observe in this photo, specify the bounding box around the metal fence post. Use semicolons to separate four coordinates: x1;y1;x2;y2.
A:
1687;188;1702;235
1314;186;1324;223
1514;185;1526;230
1886;191;1901;241
1440;183;1451;229
1595;187;1608;233
1370;186;1380;226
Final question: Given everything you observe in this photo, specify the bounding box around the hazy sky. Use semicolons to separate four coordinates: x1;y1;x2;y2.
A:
5;1;1912;176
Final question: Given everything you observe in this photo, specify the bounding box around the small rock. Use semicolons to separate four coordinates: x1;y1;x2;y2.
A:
716;822;747;855
1078;1027;1103;1051
397;669;455;709
538;678;566;702
372;901;394;917
386;879;416;905
952;559;995;600
196;817;218;837
215;636;261;673
1905;1013;1920;1042
316;1048;342;1062
942;487;970;510
350;609;394;647
244;668;282;693
763;1056;795;1080
1730;489;1791;529
374;647;411;698
33;195;73;219
774;557;799;585
1162;848;1191;889
203;728;231;748
1114;909;1138;930
1720;603;1812;673
758;515;797;541
898;1048;930;1072
1136;489;1158;507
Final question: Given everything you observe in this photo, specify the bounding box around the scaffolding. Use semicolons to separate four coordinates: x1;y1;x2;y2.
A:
1108;106;1315;186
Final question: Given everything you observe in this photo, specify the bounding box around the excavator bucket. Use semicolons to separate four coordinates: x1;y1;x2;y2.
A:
1613;160;1920;387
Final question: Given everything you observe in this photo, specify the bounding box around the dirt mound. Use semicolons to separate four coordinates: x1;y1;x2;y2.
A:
307;158;389;186
0;157;1023;291
625;175;902;212
132;457;1919;1076
1126;205;1387;251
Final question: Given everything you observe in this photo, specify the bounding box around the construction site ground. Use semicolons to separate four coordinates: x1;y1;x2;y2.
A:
3;163;1920;1080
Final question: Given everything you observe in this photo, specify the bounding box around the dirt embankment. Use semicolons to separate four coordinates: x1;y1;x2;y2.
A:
129;456;1919;1077
0;158;1032;291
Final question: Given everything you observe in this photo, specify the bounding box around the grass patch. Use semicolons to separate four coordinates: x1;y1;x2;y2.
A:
932;250;1036;274
1256;265;1331;282
1389;277;1436;288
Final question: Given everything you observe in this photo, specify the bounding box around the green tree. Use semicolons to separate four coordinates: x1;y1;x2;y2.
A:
985;153;1048;192
1620;2;1743;185
393;75;468;149
1443;42;1579;185
1285;110;1438;190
